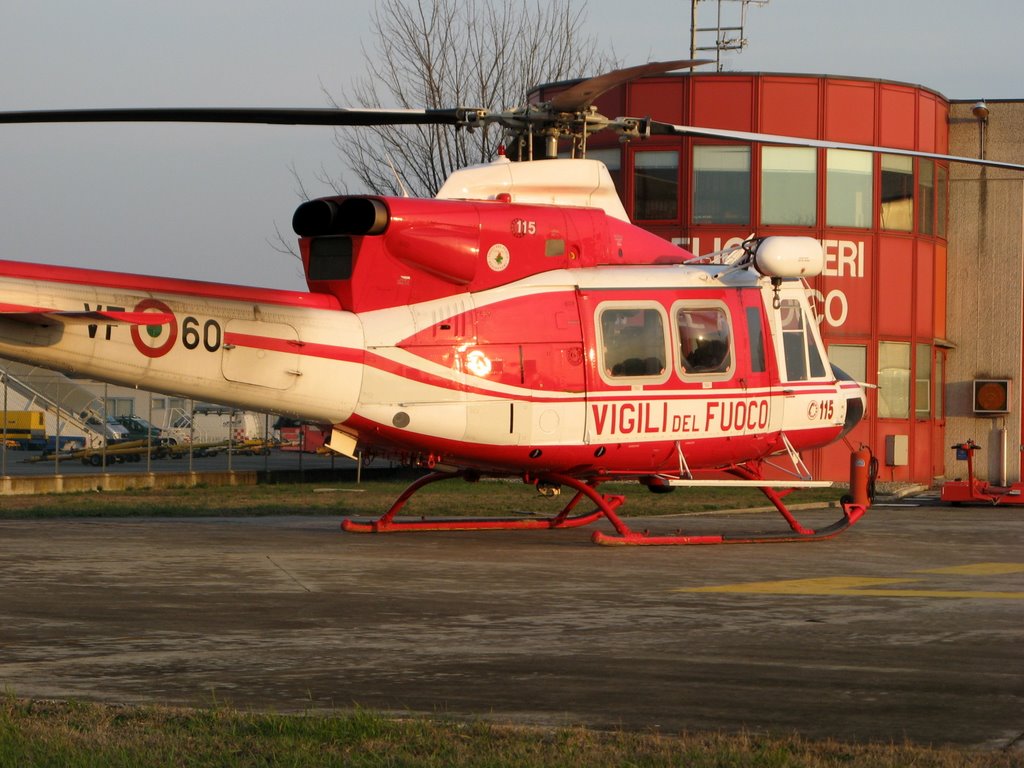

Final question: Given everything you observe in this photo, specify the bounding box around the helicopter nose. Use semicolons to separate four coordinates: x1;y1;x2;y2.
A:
833;364;866;439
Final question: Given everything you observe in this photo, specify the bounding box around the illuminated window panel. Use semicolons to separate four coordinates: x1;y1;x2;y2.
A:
761;146;816;226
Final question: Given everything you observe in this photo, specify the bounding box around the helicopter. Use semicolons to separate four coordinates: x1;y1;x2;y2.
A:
1;60;1020;545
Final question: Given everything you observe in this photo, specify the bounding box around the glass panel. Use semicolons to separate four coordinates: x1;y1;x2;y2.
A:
807;334;826;378
692;145;750;225
828;344;867;384
935;349;944;420
826;149;872;228
746;307;766;373
600;308;667;378
761;146;817;226
677;306;732;375
880;154;913;231
633;150;679;221
936;165;948;238
105;397;136;418
878;341;911;418
586;147;622;195
778;298;826;381
915;343;932;419
917;159;935;235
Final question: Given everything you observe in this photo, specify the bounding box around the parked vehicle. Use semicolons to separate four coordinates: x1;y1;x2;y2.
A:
115;415;174;444
1;410;46;450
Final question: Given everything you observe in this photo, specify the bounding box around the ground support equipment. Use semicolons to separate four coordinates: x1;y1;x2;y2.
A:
941;440;1024;505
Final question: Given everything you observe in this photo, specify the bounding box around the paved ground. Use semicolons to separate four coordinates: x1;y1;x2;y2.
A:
0;498;1021;750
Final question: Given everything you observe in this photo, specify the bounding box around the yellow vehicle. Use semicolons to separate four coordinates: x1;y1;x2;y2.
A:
1;411;46;450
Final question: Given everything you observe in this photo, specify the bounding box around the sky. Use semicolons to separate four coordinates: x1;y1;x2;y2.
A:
1;0;1020;291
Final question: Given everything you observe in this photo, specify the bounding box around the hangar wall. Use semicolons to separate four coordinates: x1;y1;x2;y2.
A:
946;101;1024;483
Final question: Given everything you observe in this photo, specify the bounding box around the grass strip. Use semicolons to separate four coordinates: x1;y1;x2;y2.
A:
0;698;1015;768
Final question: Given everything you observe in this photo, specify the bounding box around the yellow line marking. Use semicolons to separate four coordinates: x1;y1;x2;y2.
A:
673;564;1024;599
917;562;1024;576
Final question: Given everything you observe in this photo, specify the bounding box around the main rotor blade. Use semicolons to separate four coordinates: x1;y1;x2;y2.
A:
0;106;479;127
651;121;1024;172
545;59;711;113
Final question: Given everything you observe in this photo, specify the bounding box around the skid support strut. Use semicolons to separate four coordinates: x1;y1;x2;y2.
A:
341;469;867;545
593;464;866;545
341;471;619;533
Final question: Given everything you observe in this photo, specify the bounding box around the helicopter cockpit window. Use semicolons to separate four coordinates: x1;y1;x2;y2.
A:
778;298;827;381
308;236;354;281
599;306;668;381
674;303;733;378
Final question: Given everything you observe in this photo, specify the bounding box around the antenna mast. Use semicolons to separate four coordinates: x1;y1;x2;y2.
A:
689;0;769;71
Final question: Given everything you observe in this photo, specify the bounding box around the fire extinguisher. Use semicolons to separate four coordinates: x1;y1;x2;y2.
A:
846;444;877;507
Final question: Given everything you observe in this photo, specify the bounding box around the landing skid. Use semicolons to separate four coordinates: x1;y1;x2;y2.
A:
340;469;867;546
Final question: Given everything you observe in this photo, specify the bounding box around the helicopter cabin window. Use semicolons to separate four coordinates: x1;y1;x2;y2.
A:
673;303;733;379
826;149;872;228
917;160;935;235
746;307;767;373
761;147;817;226
633;151;679;221
880;154;913;231
307;236;354;281
598;305;669;383
778;299;827;381
692;145;750;225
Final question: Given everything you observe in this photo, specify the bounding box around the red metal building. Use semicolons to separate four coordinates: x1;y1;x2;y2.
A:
536;72;951;483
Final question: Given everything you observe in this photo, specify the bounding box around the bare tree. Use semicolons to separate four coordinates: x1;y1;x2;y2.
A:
323;0;615;197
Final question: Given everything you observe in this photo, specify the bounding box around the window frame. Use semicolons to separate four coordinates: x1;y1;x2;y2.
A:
691;144;751;226
774;295;829;383
631;149;680;222
878;340;911;419
671;299;736;383
760;145;818;227
595;301;672;387
826;148;873;229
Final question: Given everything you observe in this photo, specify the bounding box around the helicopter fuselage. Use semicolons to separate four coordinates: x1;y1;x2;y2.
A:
0;254;860;479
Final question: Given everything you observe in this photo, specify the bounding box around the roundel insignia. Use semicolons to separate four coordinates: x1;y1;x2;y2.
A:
130;298;178;358
486;243;510;272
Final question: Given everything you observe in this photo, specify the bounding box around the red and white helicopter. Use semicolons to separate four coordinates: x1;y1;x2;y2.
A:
1;61;1020;545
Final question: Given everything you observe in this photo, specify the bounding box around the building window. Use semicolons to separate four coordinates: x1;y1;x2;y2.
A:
587;147;622;195
761;146;817;226
633;150;679;221
674;302;733;379
880;154;913;231
915;343;932;419
828;343;867;385
692;145;750;225
936;164;948;238
105;398;135;418
917;159;935;235
826;149;872;228
778;299;827;381
598;305;669;382
878;341;910;418
935;349;945;420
